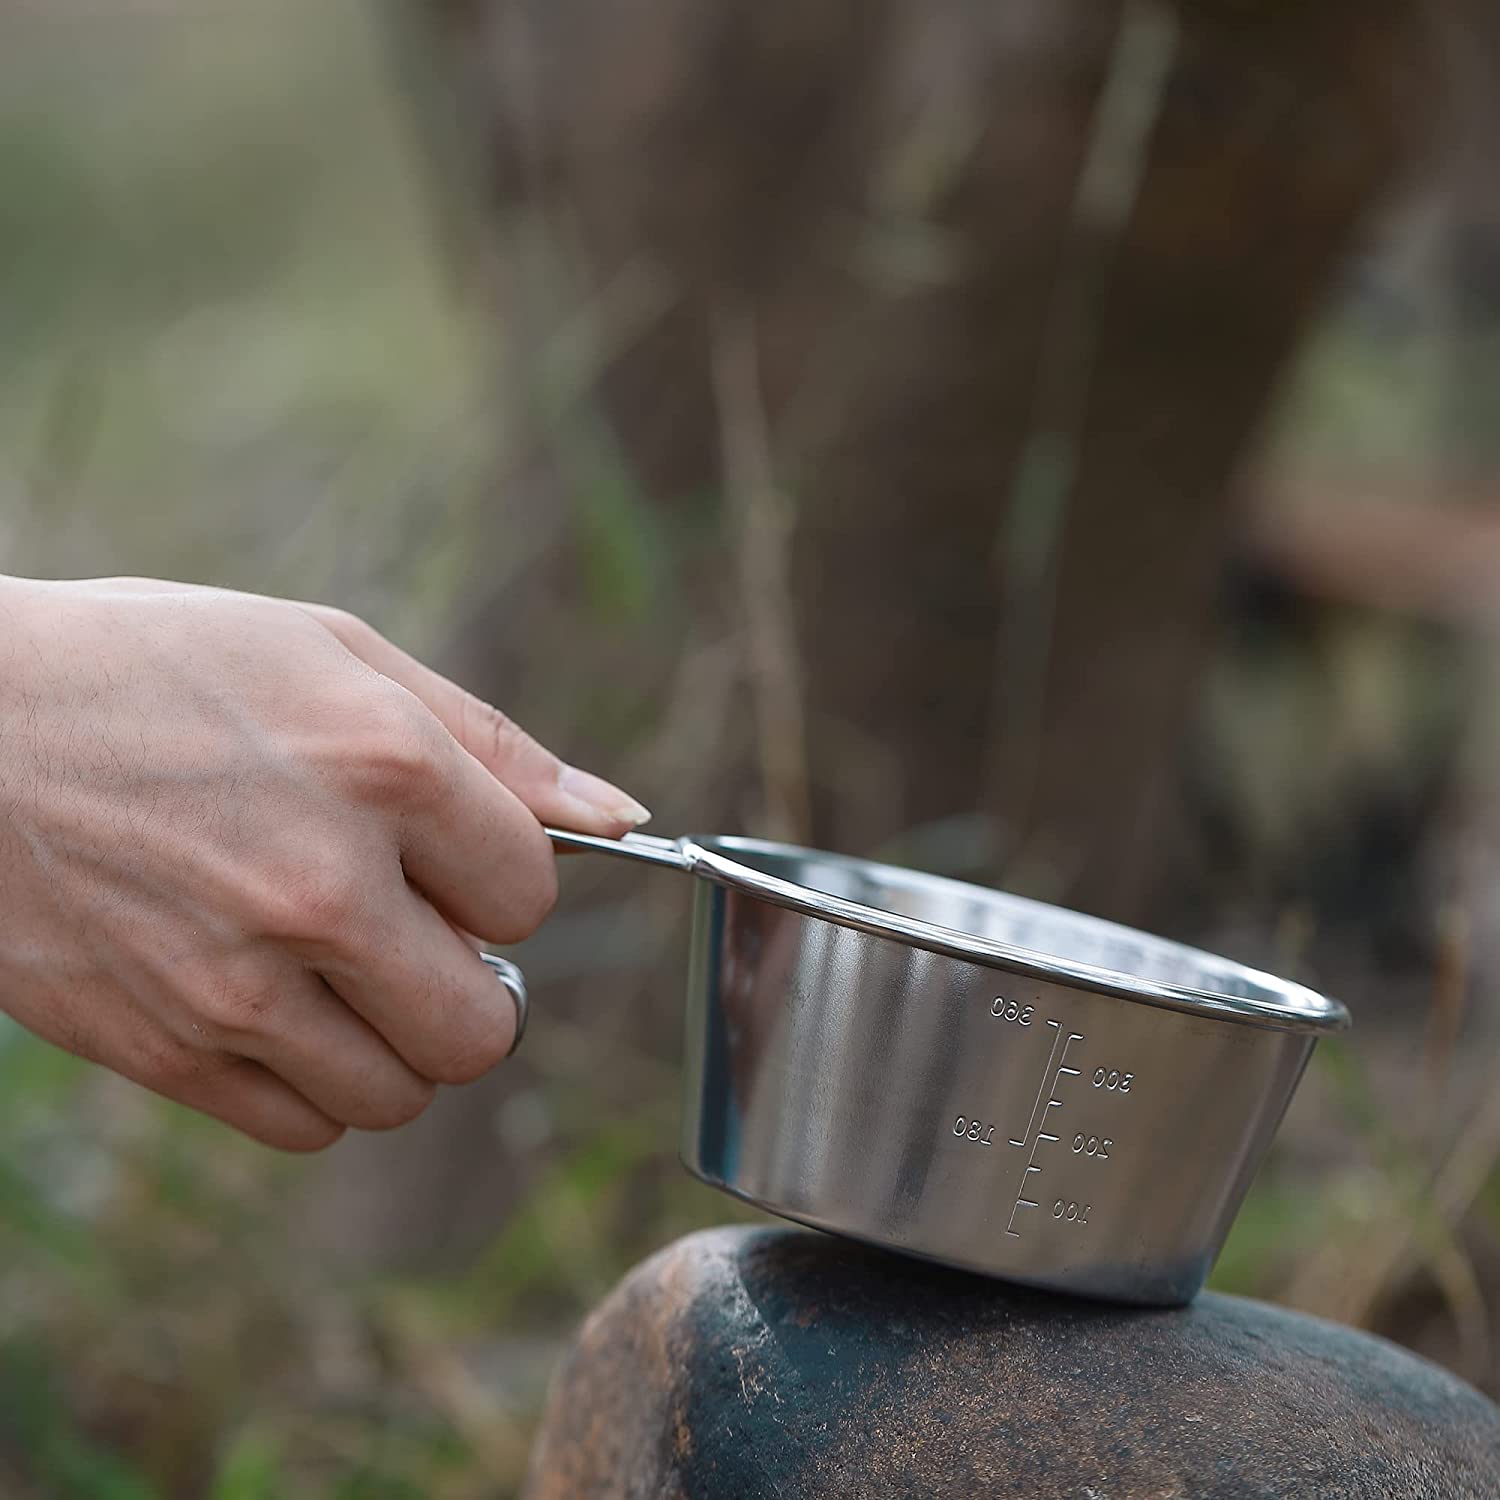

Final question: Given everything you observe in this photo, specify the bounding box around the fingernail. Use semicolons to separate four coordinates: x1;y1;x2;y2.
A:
558;765;652;827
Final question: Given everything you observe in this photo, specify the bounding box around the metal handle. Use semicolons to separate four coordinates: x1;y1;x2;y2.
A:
478;831;684;1057
543;826;691;871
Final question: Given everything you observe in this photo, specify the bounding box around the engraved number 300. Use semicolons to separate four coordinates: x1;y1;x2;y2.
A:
990;998;1034;1025
1092;1067;1134;1092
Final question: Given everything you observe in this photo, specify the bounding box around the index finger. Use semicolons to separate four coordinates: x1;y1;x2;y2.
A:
300;603;650;836
381;685;560;945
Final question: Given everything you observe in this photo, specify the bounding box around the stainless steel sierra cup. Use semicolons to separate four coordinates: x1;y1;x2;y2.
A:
533;828;1348;1306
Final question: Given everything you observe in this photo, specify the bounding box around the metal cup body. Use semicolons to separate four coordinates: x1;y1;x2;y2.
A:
678;878;1315;1305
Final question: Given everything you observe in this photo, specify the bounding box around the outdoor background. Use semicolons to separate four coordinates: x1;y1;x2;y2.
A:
1;1;1499;1496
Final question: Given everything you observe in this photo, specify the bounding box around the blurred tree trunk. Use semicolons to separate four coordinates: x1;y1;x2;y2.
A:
426;0;1423;914
306;0;1425;1268
985;0;1428;915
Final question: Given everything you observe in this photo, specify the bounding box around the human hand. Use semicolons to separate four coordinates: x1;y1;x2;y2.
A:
0;576;647;1150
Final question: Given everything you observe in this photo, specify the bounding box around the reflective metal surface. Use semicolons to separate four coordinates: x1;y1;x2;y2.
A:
481;953;529;1057
545;828;1345;1304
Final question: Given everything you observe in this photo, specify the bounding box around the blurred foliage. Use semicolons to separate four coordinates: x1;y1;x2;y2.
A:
1;2;1499;1497
0;0;501;655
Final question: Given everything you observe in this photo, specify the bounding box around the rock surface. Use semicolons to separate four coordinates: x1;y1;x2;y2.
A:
524;1226;1500;1500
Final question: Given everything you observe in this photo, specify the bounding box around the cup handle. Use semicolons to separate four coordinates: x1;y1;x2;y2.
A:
543;827;692;872
481;832;685;1056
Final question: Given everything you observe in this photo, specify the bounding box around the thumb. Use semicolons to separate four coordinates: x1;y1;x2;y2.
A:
301;603;651;836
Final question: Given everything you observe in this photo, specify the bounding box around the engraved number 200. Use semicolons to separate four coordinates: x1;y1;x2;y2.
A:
990;998;1034;1025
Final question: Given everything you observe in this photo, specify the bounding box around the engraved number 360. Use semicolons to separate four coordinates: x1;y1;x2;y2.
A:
990;998;1034;1025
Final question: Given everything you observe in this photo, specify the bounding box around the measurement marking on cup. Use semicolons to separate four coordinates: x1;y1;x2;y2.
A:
1010;1021;1063;1147
1009;1023;1083;1150
1006;1023;1084;1238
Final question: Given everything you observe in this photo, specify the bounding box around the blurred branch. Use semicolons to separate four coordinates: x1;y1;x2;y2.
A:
1285;1045;1500;1376
1244;487;1500;632
540;258;677;414
712;310;812;841
370;0;497;303
1421;903;1471;1140
374;1298;531;1489
986;0;1179;830
1428;1234;1492;1379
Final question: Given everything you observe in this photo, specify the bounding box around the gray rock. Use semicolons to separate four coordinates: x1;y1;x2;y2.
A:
525;1226;1500;1499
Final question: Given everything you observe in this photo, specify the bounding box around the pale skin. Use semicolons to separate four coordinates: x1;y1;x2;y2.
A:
0;575;650;1151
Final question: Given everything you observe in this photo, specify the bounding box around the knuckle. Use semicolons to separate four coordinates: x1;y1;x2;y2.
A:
312;604;377;650
424;996;516;1085
353;1077;436;1132
322;605;363;634
348;694;446;810
427;1031;506;1087
133;1031;211;1092
198;974;283;1042
488;829;558;945
252;860;367;948
272;1116;347;1154
526;858;561;932
459;692;527;769
510;880;559;946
